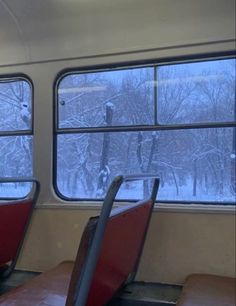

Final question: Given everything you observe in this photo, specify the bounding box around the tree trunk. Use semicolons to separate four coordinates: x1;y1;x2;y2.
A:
96;104;113;197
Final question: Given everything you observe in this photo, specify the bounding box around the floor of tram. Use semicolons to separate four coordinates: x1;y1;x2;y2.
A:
107;281;182;305
0;270;182;305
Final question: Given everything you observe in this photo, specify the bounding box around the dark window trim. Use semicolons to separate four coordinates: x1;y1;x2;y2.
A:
0;73;34;198
56;122;236;135
55;54;236;131
53;52;236;203
54;49;236;85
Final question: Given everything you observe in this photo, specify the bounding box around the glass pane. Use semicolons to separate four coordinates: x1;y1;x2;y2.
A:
0;79;32;131
0;136;33;198
58;67;154;128
157;58;236;124
56;128;235;203
0;182;32;199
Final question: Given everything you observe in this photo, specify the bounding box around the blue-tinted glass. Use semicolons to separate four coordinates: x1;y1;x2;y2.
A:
56;128;235;203
0;136;33;198
0;79;32;131
58;67;154;128
157;59;236;124
0;182;32;199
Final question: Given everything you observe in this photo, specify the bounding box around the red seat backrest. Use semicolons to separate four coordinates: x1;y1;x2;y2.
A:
86;200;153;306
0;199;33;266
67;199;154;306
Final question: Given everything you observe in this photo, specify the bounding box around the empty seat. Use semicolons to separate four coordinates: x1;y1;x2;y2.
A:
176;274;236;306
0;178;40;280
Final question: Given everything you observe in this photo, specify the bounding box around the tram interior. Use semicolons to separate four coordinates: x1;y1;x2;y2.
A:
0;0;235;305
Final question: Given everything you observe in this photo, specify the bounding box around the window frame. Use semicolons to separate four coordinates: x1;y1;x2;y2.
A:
0;74;34;199
53;53;236;204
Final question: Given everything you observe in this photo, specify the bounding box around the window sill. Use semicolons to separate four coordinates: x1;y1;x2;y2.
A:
36;201;236;214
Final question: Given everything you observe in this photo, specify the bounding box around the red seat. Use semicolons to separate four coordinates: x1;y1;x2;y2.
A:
67;200;155;306
0;178;40;279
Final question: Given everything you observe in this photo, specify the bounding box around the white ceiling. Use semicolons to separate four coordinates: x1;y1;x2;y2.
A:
0;0;235;65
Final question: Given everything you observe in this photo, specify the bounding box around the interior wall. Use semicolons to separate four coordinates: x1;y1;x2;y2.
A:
138;210;235;283
16;208;235;284
0;0;235;285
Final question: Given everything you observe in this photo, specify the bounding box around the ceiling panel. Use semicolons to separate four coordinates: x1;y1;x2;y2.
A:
0;0;235;65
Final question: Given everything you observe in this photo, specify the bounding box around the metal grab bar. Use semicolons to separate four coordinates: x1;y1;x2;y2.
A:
74;174;160;306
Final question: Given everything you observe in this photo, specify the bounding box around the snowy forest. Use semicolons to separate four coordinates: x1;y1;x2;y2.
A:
0;59;235;202
0;79;32;197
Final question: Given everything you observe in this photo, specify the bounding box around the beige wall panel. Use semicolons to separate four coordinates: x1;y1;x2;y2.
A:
17;208;235;284
17;208;99;272
138;211;235;283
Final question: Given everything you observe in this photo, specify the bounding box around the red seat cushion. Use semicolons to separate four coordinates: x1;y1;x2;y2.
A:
0;262;73;306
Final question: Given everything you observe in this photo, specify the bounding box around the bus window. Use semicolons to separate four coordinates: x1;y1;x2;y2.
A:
0;77;33;198
54;58;236;204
